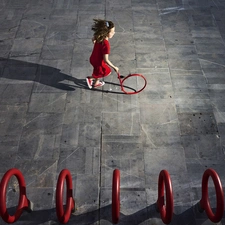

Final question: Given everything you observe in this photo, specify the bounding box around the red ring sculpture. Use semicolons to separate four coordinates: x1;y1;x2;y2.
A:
56;169;75;224
0;168;32;223
157;170;174;224
112;169;120;224
200;168;224;223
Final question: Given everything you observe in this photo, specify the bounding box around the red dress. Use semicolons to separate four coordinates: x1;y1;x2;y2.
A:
90;39;111;78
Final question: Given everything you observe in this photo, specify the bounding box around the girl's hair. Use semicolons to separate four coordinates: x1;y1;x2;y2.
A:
92;19;114;43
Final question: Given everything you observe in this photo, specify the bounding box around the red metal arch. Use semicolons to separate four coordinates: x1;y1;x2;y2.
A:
56;169;75;224
157;170;174;224
112;169;120;224
200;168;224;223
0;168;32;223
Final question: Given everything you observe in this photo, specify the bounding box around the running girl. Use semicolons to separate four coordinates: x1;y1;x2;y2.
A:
86;19;119;88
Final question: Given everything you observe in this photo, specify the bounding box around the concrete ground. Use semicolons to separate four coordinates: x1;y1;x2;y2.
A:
0;0;225;224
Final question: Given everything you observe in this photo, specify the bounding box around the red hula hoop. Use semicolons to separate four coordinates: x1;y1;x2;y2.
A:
118;73;147;95
56;169;75;224
0;168;30;223
157;170;174;224
200;168;224;223
112;169;120;224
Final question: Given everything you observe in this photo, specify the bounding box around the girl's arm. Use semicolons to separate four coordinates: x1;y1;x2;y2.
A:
104;54;119;73
92;36;96;44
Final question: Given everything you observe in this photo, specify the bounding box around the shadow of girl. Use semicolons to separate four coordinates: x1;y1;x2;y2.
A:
0;58;88;91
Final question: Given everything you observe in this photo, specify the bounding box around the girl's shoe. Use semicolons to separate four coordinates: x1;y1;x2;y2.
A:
86;77;93;89
94;81;105;88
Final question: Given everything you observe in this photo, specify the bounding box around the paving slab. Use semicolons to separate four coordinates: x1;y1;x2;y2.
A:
0;0;225;225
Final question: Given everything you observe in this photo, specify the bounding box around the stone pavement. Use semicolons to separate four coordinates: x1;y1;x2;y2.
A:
0;0;225;224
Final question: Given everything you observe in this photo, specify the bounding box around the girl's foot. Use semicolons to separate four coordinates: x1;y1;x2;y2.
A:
94;81;105;88
86;77;93;89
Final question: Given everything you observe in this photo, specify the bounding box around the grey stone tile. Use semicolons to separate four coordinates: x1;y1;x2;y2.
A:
52;0;79;9
0;104;27;136
107;10;134;33
28;93;66;113
33;64;76;93
199;53;225;69
144;147;187;175
44;30;76;46
169;173;193;208
102;112;141;135
11;38;43;57
140;101;178;125
0;83;33;104
202;67;225;84
134;26;163;43
16;20;48;39
102;163;145;190
191;27;222;38
175;99;213;113
162;21;190;33
14;159;57;187
186;159;225;187
208;84;225;100
58;147;100;176
22;7;52;20
181;134;222;159
141;123;182;148
157;0;177;9
73;122;100;148
74;174;100;214
0;39;14;58
50;9;78;20
0;149;17;173
173;86;209;99
178;112;218;135
5;0;29;9
168;59;202;70
19;133;60;160
132;0;157;5
136;52;168;68
160;8;190;22
1;59;37;84
133;9;161;25
41;43;73;60
190;15;216;27
195;43;225;54
47;17;77;32
164;32;194;45
171;73;207;89
135;42;166;54
167;45;198;60
102;141;143;160
211;98;225;114
140;83;174;100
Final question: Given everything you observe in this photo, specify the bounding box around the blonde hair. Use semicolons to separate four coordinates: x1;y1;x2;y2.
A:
92;19;114;43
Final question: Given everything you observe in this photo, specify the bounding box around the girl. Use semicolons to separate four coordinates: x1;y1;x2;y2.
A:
86;19;119;89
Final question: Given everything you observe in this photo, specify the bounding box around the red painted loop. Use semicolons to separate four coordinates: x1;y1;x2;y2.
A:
117;73;147;95
112;169;120;224
56;169;75;224
200;168;224;223
157;170;174;224
0;168;31;223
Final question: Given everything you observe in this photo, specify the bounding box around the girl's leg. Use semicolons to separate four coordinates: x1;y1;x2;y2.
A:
93;78;105;88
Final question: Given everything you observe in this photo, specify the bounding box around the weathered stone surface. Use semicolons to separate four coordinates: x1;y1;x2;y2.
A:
0;0;225;225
